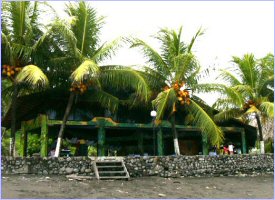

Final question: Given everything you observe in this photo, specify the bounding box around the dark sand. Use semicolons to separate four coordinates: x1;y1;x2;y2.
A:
1;174;274;199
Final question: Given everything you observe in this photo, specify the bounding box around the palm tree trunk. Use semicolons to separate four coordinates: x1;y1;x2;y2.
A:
171;114;180;155
10;84;19;157
255;113;265;154
54;92;75;157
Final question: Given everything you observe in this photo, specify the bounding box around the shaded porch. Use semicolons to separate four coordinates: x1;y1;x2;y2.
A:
19;115;250;157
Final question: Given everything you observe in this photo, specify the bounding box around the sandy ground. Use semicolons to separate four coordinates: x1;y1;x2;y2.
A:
1;174;274;199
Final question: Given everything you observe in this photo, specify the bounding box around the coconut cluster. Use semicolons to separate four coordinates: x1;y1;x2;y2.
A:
2;65;22;78
164;81;191;105
69;83;89;94
243;99;256;110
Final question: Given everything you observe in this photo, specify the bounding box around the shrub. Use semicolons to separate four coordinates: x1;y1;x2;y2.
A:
88;145;97;156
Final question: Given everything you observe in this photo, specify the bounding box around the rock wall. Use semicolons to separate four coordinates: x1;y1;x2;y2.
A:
2;154;274;177
1;156;94;176
124;154;274;177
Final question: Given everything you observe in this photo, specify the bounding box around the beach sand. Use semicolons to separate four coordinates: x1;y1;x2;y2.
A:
1;174;274;199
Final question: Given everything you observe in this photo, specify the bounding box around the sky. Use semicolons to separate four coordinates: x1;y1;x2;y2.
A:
48;1;274;105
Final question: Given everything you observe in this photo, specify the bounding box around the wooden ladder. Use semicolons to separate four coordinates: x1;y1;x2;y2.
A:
93;158;130;180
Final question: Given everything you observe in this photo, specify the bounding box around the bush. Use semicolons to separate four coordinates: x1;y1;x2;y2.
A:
1;136;10;156
265;138;274;153
27;134;41;156
88;145;97;156
1;129;21;156
69;146;77;155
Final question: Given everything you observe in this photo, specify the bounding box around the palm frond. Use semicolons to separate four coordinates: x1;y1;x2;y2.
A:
231;84;253;97
129;38;170;76
259;102;274;118
16;65;49;89
100;66;150;102
1;79;14;101
84;90;119;113
50;18;80;57
218;69;241;86
12;43;33;62
214;108;243;122
187;27;204;53
184;63;201;86
152;88;177;120
194;83;227;94
92;36;124;63
138;66;167;92
232;54;258;88
1;32;15;65
212;98;239;111
156;27;183;67
223;87;244;107
70;60;99;83
66;1;104;56
174;53;197;81
188;100;224;145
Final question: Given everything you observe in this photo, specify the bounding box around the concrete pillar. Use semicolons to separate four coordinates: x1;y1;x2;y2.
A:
97;126;106;156
241;129;247;154
157;128;164;156
202;133;209;155
40;115;48;157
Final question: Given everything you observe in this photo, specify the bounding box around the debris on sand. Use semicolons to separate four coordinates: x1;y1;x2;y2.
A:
158;193;166;197
66;174;94;181
116;189;128;194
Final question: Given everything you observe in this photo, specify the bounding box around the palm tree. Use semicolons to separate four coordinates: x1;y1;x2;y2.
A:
1;1;51;156
209;54;274;153
129;27;223;155
53;2;149;157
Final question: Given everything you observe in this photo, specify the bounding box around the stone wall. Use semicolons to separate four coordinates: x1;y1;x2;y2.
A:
124;154;274;177
1;154;274;178
1;156;94;176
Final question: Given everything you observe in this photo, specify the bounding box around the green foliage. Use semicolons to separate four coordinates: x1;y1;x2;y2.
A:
2;1;52;157
16;65;49;89
62;139;71;149
1;128;10;156
69;146;77;155
265;138;274;153
211;54;274;143
88;145;97;156
27;134;41;156
130;27;223;146
1;129;23;156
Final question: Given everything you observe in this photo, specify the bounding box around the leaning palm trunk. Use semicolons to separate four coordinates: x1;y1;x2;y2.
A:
10;84;18;157
170;114;180;155
255;113;265;154
54;92;75;157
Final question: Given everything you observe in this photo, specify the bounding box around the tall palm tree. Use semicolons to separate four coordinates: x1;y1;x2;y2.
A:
130;27;223;155
209;54;274;153
53;2;149;157
1;1;50;156
198;54;274;153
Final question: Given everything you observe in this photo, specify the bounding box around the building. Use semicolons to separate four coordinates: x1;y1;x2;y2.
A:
1;90;257;157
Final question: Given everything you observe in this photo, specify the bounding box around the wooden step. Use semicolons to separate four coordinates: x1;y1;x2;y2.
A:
98;171;126;174
92;158;130;180
99;176;129;180
96;160;122;163
97;165;123;168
